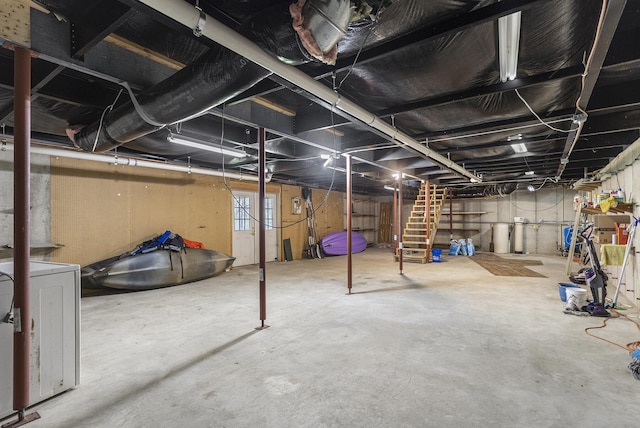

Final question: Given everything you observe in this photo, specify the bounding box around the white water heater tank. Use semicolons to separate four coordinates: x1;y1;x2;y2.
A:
493;223;510;254
514;217;526;254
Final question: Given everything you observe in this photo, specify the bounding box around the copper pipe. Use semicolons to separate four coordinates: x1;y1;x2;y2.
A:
258;127;266;327
12;46;31;413
346;155;352;294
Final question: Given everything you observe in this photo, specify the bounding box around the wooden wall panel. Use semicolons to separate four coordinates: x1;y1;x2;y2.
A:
0;1;30;47
50;158;233;267
49;158;346;265
280;184;307;259
312;189;344;238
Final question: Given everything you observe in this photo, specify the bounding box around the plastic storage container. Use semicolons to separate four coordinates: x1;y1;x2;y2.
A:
558;283;581;302
432;249;442;262
610;188;625;203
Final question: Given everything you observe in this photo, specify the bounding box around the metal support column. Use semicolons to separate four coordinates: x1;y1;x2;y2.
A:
398;174;403;275
449;190;453;240
425;181;430;261
7;46;41;428
393;182;398;255
346;155;352;294
256;126;269;330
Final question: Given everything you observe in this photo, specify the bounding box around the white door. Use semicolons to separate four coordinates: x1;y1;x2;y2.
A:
232;191;278;266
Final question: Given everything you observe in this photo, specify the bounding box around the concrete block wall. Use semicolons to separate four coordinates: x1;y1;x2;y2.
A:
0;152;52;262
428;186;575;255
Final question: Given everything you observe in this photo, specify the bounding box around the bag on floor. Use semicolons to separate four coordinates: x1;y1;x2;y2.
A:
459;239;468;256
448;240;460;256
467;238;475;256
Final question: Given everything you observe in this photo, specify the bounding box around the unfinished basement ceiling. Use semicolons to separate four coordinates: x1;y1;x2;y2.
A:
1;0;639;196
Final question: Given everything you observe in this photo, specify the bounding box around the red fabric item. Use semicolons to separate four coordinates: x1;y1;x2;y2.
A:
183;238;205;249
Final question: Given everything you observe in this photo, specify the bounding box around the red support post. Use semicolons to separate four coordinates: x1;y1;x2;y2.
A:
10;46;41;427
425;181;430;261
398;174;403;274
257;127;268;330
393;181;398;255
13;45;31;414
346;155;352;294
449;189;453;240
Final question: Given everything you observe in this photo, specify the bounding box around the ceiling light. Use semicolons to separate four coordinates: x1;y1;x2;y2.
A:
527;184;536;192
167;135;247;158
321;152;340;168
383;185;399;191
524;170;535;176
498;11;521;82
510;143;527;153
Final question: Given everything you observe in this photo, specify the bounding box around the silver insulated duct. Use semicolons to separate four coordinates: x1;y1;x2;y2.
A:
68;0;354;153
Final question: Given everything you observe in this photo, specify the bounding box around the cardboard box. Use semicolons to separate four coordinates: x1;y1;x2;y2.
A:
592;214;630;229
593;230;616;244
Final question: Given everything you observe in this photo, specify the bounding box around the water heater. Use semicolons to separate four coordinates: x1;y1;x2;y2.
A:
514;217;526;254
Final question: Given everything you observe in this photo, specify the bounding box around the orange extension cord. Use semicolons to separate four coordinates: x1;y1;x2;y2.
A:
584;309;640;352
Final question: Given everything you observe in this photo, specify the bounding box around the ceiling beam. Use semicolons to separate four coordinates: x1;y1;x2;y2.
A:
227;0;546;131
377;66;583;118
70;3;136;58
136;0;480;182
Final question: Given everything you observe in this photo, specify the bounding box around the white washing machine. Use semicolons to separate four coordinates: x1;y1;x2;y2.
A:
0;261;80;419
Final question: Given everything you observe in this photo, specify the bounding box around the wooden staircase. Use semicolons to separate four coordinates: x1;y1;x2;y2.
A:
395;183;447;263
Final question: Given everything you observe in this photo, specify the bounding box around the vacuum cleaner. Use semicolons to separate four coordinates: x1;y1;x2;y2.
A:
576;225;610;317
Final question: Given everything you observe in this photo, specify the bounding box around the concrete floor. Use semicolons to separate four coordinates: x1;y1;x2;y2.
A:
5;248;640;427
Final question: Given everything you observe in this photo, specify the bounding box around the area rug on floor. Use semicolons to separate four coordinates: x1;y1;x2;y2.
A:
470;252;547;277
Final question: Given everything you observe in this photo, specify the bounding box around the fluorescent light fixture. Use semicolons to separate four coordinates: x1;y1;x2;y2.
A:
510;142;527;153
527;184;536;192
524;170;535;176
383;185;399;191
168;135;247;158
498;11;521;82
470;178;480;183
323;157;333;168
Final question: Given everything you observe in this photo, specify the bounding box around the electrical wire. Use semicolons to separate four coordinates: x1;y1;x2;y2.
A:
514;89;577;134
431;118;576;144
584;309;640;353
92;89;124;152
335;1;388;90
575;0;608;117
0;271;14;321
218;98;340;231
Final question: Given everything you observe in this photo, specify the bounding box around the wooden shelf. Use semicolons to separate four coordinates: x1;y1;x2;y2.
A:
572;178;603;192
581;203;633;215
2;243;65;249
440;211;487;215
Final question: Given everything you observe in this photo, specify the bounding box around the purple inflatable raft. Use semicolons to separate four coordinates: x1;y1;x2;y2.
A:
320;231;367;256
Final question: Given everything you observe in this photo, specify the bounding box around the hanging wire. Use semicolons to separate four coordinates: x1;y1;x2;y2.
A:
514;89;577;134
218;101;339;231
336;2;386;90
92;89;123;152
